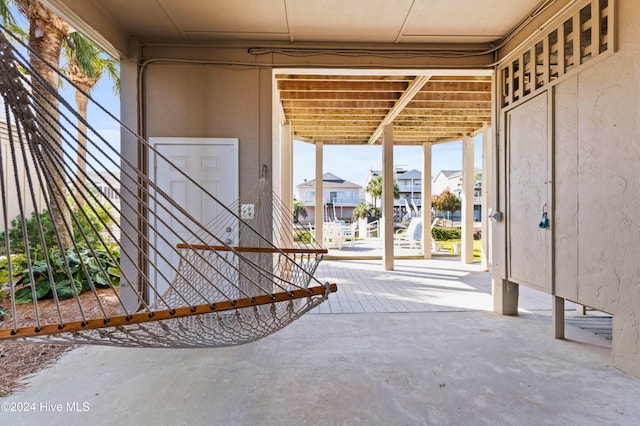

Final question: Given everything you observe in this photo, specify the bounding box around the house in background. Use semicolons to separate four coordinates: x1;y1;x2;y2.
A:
432;169;482;221
87;170;121;210
366;168;423;221
296;173;363;223
395;168;423;210
0;98;46;227
366;167;483;222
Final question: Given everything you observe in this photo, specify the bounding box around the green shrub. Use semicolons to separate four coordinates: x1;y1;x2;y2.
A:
11;245;120;304
0;304;8;320
431;226;461;241
0;195;116;256
0;195;121;303
294;230;313;244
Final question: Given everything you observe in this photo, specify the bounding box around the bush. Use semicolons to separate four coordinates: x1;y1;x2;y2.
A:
0;197;120;304
0;194;116;256
294;230;313;244
431;226;461;241
0;304;8;320
11;245;120;304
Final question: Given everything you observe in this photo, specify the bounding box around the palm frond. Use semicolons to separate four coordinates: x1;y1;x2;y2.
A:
0;0;16;26
103;59;120;94
65;31;103;79
62;31;120;95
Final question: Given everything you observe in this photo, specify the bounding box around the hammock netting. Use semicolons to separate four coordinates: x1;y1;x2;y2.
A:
0;27;335;347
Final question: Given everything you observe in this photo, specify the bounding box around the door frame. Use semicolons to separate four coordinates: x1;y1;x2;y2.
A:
147;137;239;301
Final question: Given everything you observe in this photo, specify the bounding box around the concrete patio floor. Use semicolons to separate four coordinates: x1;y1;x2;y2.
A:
1;258;639;425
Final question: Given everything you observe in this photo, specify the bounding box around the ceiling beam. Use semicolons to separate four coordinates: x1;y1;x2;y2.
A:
282;100;396;109
367;75;431;145
281;92;402;101
278;81;409;92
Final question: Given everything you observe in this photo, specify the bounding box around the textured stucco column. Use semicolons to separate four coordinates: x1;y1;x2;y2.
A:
481;125;492;271
461;135;474;264
280;124;293;246
382;124;394;270
119;39;143;311
422;142;432;259
315;142;324;245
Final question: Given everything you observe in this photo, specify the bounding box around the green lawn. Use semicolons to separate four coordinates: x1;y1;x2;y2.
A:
438;239;482;262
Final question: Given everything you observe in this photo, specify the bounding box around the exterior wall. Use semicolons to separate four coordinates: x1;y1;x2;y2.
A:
0;121;47;228
142;59;272;196
495;0;640;377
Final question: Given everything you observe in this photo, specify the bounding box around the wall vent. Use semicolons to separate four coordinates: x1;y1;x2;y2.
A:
501;0;613;107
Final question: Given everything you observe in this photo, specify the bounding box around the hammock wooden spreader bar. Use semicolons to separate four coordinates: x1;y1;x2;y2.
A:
176;243;328;254
0;283;337;340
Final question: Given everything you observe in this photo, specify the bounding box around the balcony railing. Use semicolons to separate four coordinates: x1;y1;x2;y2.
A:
397;184;422;192
330;197;361;205
302;197;362;206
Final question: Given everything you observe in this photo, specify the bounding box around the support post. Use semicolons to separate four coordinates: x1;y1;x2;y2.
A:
280;124;293;246
382;124;394;270
481;125;492;271
120;38;143;311
280;124;293;213
315;142;324;245
493;279;519;316
422;142;432;259
553;296;565;339
461;135;474;264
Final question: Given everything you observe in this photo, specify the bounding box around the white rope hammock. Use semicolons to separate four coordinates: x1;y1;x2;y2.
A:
0;27;336;348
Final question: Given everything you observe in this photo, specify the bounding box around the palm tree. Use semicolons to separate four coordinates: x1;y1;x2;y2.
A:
366;175;399;209
292;199;307;224
2;0;74;247
352;200;373;221
63;32;119;205
1;1;118;242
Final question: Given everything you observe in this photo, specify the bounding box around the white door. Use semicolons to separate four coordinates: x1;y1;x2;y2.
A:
149;137;238;301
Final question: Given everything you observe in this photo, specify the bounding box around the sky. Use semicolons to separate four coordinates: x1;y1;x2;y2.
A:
293;137;484;188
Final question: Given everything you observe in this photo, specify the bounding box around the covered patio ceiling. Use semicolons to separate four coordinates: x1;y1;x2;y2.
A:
275;70;492;146
43;0;549;145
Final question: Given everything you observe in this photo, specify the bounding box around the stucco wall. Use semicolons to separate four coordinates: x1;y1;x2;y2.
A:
563;0;640;375
496;0;640;377
143;62;272;195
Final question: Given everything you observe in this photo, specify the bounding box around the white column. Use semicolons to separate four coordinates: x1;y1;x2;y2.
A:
461;135;474;264
280;124;293;246
422;142;432;259
315;142;324;245
481;125;492;271
281;124;293;212
382;124;394;270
